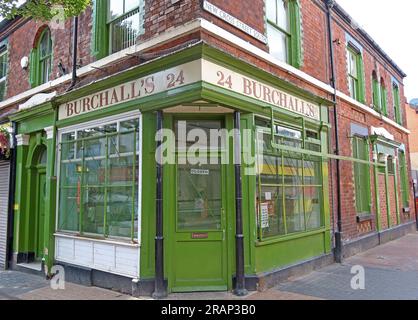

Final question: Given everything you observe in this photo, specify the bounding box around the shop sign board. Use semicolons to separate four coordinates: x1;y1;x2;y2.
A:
59;59;321;121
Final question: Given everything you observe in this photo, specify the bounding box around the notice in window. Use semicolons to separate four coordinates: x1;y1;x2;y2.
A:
260;203;269;229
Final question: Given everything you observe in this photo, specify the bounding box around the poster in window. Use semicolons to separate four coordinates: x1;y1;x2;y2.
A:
260;203;269;229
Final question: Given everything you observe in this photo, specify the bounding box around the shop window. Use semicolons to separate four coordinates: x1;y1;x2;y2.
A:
387;156;395;175
29;28;52;88
380;78;388;116
392;82;402;125
58;115;140;241
266;0;303;68
256;123;323;240
0;45;7;101
352;136;371;215
399;151;409;208
347;45;365;103
372;71;381;111
92;0;144;59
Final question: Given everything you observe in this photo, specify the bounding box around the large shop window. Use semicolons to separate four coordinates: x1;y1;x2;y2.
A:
0;45;7;101
92;0;144;59
30;28;52;88
352;136;371;215
256;121;324;240
58;116;140;241
266;0;303;68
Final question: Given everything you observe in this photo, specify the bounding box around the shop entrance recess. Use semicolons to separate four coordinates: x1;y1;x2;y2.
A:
170;119;229;292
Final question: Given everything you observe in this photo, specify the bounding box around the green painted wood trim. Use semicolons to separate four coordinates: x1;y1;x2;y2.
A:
384;159;391;228
288;0;303;68
91;0;109;59
393;157;401;225
255;228;329;247
372;144;382;231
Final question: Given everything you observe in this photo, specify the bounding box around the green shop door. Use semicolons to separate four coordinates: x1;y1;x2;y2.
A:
171;120;228;292
35;171;47;259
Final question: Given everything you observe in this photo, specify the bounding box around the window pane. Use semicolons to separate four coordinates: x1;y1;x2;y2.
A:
82;186;105;235
62;132;75;160
0;51;7;79
110;9;141;53
276;0;289;31
177;163;222;231
60;162;80;187
109;155;139;186
120;119;140;153
84;158;107;185
259;155;281;184
266;0;277;23
107;185;137;238
0;81;5;101
305;187;321;230
125;0;140;12
267;24;288;62
39;31;51;59
304;160;321;185
348;51;357;77
283;157;303;185
109;0;124;20
258;186;285;237
285;186;305;233
58;187;79;232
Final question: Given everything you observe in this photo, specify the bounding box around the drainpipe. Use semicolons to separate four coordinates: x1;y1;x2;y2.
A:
66;16;79;92
153;110;167;299
233;111;247;296
6;122;17;269
326;0;343;263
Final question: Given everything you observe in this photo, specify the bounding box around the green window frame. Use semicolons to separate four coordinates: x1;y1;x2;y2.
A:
380;80;388;116
57;114;141;241
266;0;303;68
0;45;8;102
399;151;409;208
29;28;52;88
372;72;381;112
255;120;324;240
352;136;371;215
92;0;145;59
347;46;365;103
392;82;402;125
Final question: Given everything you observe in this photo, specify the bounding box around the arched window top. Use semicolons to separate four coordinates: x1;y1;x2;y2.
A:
39;147;48;166
380;77;386;88
372;70;378;81
38;28;52;59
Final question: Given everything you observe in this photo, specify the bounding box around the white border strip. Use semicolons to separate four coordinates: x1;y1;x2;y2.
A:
1;18;410;134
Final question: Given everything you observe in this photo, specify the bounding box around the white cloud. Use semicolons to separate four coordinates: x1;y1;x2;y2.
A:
336;0;418;101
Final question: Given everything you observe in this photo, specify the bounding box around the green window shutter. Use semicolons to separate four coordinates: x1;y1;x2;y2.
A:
29;48;39;88
289;0;303;68
91;0;109;59
372;78;381;111
353;137;371;214
381;87;388;116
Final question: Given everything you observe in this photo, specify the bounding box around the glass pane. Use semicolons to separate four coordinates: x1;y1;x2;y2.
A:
276;0;289;31
258;186;285;237
176;120;222;150
283;157;303;185
304;160;321;185
177;163;222;231
109;0;124;20
0;81;5;101
348;51;357;77
109;155;139;185
84;159;106;186
110;10;141;53
41;57;51;84
267;24;288;62
259;154;282;185
305;187;321;230
58;187;79;232
60;161;81;187
39;30;51;58
0;52;7;79
82;187;105;235
266;0;277;22
285;186;305;233
120;119;140;153
62;132;75;160
77;124;117;158
125;0;140;12
107;185;137;238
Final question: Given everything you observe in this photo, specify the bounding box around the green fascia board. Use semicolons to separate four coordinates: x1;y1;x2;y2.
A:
370;135;402;150
11;103;55;134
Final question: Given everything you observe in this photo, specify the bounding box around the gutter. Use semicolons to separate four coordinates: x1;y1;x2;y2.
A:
6;121;16;269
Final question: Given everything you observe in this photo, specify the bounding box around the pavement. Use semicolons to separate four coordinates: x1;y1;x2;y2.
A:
1;232;418;300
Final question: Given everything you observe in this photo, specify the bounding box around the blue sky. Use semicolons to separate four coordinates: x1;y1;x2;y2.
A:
337;0;417;101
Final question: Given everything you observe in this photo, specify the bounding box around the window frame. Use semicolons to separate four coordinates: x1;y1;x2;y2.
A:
380;80;388;116
255;120;325;241
399;151;409;208
93;0;144;59
266;0;303;68
30;28;53;88
352;135;371;215
56;111;142;243
347;46;360;101
0;45;8;102
392;82;402;125
372;72;381;112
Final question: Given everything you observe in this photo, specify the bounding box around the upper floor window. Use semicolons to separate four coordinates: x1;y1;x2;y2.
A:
372;71;380;111
266;0;303;68
392;82;402;125
347;47;360;100
0;45;8;102
380;78;388;116
93;0;144;59
30;28;52;88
